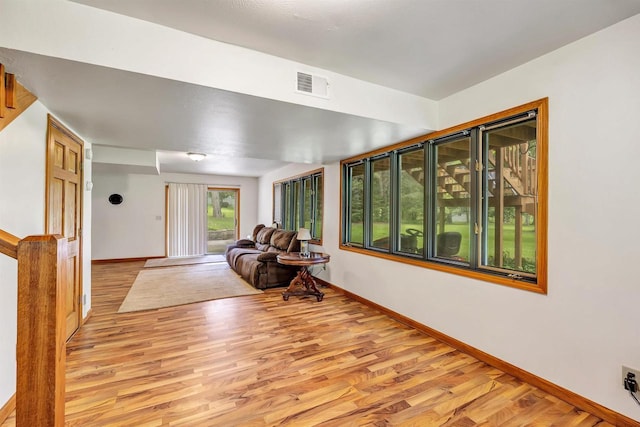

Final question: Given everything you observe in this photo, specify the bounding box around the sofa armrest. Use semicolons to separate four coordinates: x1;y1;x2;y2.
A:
257;252;279;262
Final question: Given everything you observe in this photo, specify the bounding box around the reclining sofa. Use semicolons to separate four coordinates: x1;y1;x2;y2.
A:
225;224;300;289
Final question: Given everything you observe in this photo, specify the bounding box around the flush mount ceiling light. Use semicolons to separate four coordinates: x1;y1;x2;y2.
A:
187;152;207;162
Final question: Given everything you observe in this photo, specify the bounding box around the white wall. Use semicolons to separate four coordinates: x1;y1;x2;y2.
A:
0;101;93;409
0;101;48;408
92;172;259;260
258;15;640;421
436;14;640;420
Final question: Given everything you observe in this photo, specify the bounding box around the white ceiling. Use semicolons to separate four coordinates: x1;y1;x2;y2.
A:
4;1;640;176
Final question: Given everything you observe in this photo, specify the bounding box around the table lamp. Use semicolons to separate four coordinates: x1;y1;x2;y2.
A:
297;228;311;257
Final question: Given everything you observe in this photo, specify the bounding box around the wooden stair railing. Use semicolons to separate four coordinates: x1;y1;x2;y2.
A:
487;146;536;197
0;62;37;134
0;229;67;427
0;229;19;259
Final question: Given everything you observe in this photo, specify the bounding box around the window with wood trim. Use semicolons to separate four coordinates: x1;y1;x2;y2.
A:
273;169;324;242
341;99;547;293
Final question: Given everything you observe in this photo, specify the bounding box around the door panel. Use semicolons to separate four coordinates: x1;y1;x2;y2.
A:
50;179;64;234
65;257;77;334
54;142;64;168
46;116;83;341
65;181;77;238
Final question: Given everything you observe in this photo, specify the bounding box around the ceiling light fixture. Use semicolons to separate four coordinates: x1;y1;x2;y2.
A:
187;152;206;162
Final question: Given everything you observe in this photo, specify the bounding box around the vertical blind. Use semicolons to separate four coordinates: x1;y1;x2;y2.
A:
166;183;208;257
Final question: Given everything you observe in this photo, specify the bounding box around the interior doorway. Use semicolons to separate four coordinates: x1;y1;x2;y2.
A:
207;188;239;254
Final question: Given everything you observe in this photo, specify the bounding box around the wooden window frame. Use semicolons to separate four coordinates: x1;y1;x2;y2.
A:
340;99;548;293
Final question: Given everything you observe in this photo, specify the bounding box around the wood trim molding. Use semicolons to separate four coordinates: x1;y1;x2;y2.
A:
0;63;6;118
0;394;15;425
0;67;37;133
273;167;324;185
315;276;640;427
5;73;15;109
339;245;545;294
82;308;93;326
92;256;163;264
206;187;241;241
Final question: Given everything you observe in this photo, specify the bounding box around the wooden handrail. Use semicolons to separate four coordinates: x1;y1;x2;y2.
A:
0;229;20;259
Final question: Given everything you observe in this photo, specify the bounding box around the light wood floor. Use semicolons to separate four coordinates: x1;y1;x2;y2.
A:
2;261;613;426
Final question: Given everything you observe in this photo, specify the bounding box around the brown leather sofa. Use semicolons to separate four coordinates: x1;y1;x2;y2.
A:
225;224;300;289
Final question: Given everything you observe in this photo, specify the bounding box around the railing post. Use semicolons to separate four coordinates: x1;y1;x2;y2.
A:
16;235;67;427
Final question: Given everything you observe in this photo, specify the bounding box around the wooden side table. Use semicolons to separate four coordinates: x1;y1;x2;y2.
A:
277;252;330;302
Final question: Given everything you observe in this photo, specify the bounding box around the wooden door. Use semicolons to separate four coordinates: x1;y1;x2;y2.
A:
46;115;83;341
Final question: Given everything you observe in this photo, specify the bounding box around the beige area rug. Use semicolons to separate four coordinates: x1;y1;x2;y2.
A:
144;254;226;268
118;263;262;313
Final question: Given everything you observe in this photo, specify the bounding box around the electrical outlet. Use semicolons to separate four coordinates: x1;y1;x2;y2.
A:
622;365;640;391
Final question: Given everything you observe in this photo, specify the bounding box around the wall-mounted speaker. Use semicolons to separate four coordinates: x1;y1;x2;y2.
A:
108;194;123;205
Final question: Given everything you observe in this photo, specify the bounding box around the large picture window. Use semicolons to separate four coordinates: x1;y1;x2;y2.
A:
273;168;324;242
341;99;548;293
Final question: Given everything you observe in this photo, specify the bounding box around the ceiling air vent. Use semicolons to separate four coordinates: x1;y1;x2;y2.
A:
296;71;329;99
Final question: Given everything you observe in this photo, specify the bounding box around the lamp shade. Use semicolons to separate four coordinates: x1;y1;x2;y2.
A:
297;228;311;241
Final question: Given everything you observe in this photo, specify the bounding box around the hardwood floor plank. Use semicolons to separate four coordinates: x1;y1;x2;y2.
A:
0;261;625;426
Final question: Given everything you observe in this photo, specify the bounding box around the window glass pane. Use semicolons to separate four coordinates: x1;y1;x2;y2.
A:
483;119;537;275
314;175;323;240
273;183;282;226
398;148;424;254
293;180;300;230
347;164;365;246
371;157;391;250
207;190;238;254
302;178;312;230
274;170;324;237
435;136;471;262
283;182;291;229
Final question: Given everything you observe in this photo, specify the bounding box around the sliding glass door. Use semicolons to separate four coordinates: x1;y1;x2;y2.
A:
207;188;239;254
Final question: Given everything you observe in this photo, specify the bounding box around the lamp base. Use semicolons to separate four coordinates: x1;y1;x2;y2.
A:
300;240;310;257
